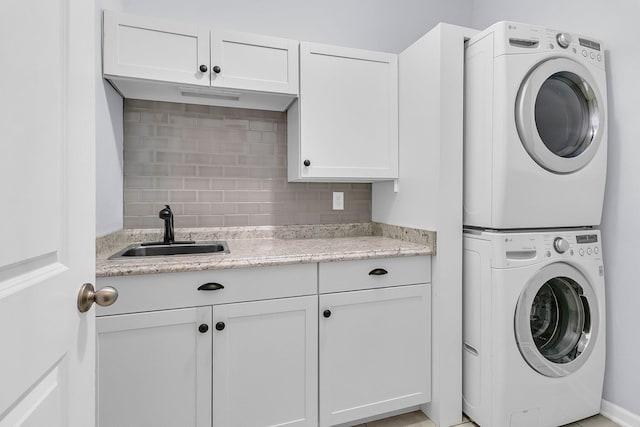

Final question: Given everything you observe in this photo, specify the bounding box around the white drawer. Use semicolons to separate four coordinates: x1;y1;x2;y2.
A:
319;256;430;294
96;263;317;316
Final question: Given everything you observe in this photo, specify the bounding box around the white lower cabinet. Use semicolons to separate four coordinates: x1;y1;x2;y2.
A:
96;256;431;427
97;307;212;427
319;284;431;427
213;296;318;427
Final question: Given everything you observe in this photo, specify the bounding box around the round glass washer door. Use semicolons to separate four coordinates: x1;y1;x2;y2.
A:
514;262;599;377
516;58;605;174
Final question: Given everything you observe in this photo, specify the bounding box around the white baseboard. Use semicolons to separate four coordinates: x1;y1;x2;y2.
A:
601;399;640;427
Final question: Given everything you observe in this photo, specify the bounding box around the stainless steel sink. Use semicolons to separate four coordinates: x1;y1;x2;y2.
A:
109;241;230;259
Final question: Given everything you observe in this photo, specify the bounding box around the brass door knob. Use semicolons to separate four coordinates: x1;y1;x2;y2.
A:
77;283;118;313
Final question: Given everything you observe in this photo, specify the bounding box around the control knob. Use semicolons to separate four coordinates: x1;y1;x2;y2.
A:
553;237;570;254
556;33;572;48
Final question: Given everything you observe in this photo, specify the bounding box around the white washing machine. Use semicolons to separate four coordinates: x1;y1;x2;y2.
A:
464;21;608;229
463;228;605;427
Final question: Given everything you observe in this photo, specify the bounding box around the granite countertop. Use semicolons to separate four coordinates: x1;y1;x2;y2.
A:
96;223;436;278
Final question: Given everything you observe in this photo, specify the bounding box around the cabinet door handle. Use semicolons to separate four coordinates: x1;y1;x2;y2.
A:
198;324;209;333
213;65;221;74
215;321;226;331
197;282;224;291
323;309;331;318
199;64;208;73
303;159;311;167
368;268;388;276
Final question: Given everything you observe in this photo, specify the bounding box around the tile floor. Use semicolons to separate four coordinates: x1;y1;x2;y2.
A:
352;410;621;427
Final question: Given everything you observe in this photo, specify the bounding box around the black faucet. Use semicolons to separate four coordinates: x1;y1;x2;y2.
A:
159;205;175;244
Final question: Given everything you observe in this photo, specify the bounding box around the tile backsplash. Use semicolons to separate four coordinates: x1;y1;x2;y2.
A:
123;99;372;228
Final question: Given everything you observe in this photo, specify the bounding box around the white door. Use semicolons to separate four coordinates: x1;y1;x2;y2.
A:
0;1;96;426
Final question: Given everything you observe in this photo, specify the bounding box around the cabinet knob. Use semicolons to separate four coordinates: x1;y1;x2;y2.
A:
198;324;209;333
303;159;311;167
197;282;224;291
368;268;388;276
199;64;208;73
323;309;331;318
215;321;226;331
213;65;221;74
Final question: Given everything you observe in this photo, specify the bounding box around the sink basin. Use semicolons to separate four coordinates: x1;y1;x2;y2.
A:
109;241;230;259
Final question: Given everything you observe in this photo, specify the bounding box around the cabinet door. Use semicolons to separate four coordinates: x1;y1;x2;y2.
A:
211;30;299;94
103;10;210;86
213;296;318;427
289;42;398;181
319;284;431;427
97;307;212;427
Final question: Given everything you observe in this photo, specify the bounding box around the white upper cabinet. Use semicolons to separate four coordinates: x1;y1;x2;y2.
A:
102;10;299;111
288;42;398;182
211;29;299;95
103;11;210;87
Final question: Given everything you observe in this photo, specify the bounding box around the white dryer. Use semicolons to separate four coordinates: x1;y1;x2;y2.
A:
463;228;606;427
464;22;607;229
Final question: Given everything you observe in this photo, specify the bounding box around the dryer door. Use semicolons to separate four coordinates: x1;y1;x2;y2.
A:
516;58;605;174
514;262;599;378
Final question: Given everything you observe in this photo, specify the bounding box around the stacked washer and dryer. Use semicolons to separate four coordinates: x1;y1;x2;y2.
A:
462;22;608;427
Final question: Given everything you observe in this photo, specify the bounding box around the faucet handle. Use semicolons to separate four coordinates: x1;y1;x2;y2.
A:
159;205;173;219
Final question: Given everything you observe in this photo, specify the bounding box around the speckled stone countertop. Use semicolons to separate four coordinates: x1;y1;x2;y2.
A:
96;223;435;277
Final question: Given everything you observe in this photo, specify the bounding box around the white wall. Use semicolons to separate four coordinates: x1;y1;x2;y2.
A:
119;0;473;53
471;0;640;418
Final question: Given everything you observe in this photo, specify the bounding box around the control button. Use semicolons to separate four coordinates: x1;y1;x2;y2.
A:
546;250;551;258
590;52;595;59
553;237;570;254
597;54;602;61
579;248;585;256
573;48;577;54
582;50;588;57
587;247;593;255
549;43;555;49
556;33;571;48
595;247;600;254
570;249;574;256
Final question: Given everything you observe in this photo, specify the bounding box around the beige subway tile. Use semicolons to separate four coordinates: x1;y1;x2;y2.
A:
169;165;197;177
261;179;287;191
124;150;155;164
123;216;141;229
169;114;197;127
125;203;157;216
210;154;237;165
328;183;352;191
197;215;225;227
168;138;199;152
210;179;236;190
237;203;261;214
156;151;184;164
296;191;318;201
221;141;247;154
248;143;275;155
211;203;237;215
124;176;155;189
351;183;372;191
293;213;322;225
124;190;139;203
184;178;210;191
223;118;249;129
235;180;263;191
176;215;198;227
223;166;250;178
247;131;262;143
198;191;224;203
138;190;168;202
348;190;373;201
184;153;212;165
224;215;249;226
169;190;197;202
184;127;215;139
138;216;163;228
124;163;169;177
238;154;278;167
214;128;247;144
274;191;296;202
155;177;184;189
124;111;141;122
125;99;154;109
262;131;278;144
198;117;225;128
273;214;294;225
224;191;249;203
183;203;211;215
140;112;169;124
154;100;186;112
249;120;275;132
197;140;223;153
125;123;155;137
198;166;224;177
248;167;275;179
248;214;275;226
157;126;184;138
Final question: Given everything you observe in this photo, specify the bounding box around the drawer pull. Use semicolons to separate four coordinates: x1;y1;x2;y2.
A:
368;268;388;276
198;282;224;291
